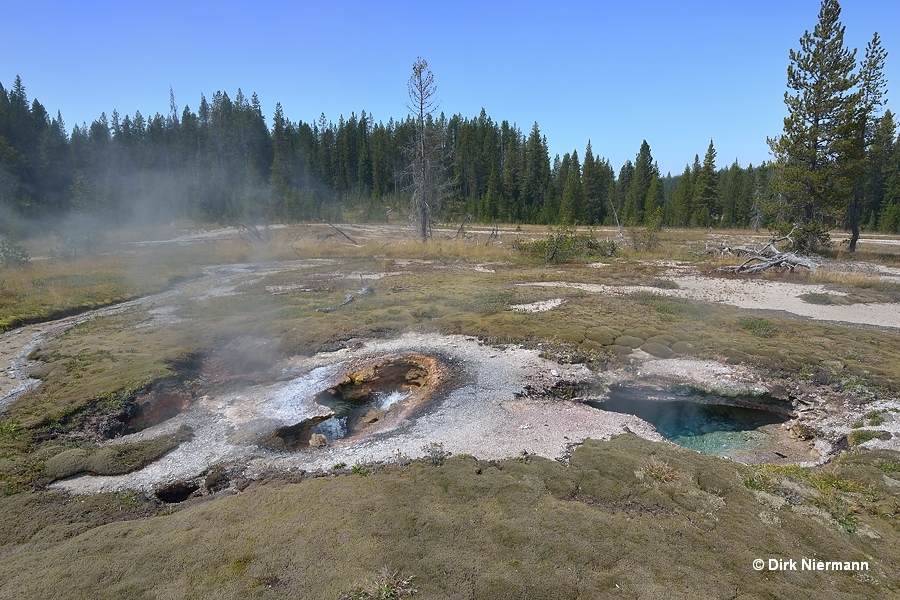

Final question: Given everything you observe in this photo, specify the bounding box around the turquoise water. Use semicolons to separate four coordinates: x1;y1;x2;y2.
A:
589;391;786;456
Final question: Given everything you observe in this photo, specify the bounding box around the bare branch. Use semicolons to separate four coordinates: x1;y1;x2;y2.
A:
321;221;359;246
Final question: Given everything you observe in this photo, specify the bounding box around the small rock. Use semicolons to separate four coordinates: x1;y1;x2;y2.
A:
309;433;328;448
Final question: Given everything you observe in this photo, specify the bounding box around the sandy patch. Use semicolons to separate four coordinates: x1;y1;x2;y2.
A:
520;273;900;329
510;298;564;313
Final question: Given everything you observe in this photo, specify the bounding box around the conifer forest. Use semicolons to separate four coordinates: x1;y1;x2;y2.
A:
1;0;899;242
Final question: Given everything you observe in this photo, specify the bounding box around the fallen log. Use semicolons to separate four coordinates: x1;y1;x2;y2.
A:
321;221;359;246
234;221;271;243
715;251;818;274
707;227;818;274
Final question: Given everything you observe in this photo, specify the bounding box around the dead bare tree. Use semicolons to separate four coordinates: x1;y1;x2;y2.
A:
407;57;451;241
487;223;500;244
607;196;624;239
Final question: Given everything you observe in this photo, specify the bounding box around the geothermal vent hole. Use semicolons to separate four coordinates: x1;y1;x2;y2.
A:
588;384;792;459
123;387;192;434
156;481;199;503
266;358;431;450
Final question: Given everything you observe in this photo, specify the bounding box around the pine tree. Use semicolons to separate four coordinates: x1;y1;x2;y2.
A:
719;160;745;227
672;164;694;227
644;174;664;219
845;32;888;250
269;102;293;218
881;123;900;232
692;140;718;227
559;150;584;224
500;121;522;221
624;140;654;224
863;110;895;229
613;160;634;228
767;0;860;251
582;141;613;225
520;123;550;223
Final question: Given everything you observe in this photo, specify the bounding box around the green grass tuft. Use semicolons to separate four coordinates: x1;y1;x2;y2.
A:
738;316;778;338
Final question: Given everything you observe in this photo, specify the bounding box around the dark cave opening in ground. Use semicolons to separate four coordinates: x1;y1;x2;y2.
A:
155;480;199;503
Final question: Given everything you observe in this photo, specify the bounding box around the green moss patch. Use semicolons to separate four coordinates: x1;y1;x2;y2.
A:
848;429;891;447
613;335;644;349
42;426;192;482
640;342;676;358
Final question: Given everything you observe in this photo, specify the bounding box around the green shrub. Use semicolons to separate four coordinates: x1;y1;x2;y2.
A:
866;411;885;426
513;226;616;263
422;442;448;466
0;238;30;267
626;208;663;252
643;457;678;482
649;278;679;290
799;292;838;305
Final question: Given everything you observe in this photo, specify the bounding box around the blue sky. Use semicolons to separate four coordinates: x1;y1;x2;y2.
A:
3;0;897;175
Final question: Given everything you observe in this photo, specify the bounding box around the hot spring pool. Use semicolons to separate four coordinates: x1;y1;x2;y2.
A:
588;386;788;457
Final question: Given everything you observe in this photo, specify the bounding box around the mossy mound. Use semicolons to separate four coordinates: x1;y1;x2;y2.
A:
584;327;618;346
42;426;192;482
554;328;586;344
578;340;604;354
43;449;91;480
621;327;655;339
640;342;676;359
613;335;644;349
671;341;698;355
3;436;899;599
646;334;679;345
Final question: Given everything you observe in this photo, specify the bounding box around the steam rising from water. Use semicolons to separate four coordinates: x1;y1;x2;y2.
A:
261;364;343;423
376;389;409;410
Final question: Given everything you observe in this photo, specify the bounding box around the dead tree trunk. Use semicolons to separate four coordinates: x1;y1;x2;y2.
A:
712;229;819;274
